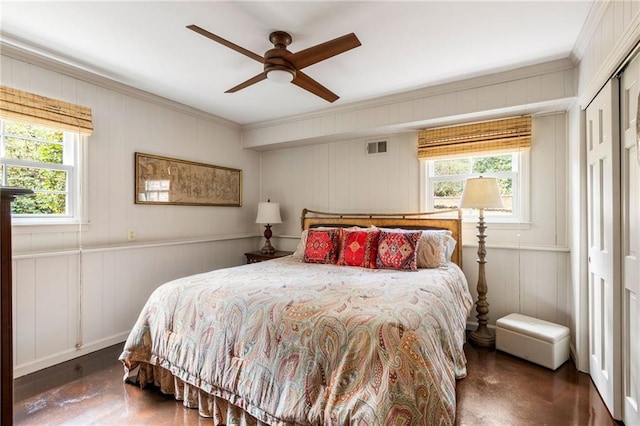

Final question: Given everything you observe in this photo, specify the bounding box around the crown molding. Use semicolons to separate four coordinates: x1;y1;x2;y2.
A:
572;0;610;62
0;36;240;130
577;6;640;107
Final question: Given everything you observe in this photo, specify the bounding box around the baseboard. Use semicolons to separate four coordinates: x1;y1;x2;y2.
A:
14;332;129;378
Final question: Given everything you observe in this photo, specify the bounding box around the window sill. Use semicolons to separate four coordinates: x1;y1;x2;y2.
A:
11;221;88;234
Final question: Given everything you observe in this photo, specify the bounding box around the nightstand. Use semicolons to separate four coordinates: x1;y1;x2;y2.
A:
244;250;293;264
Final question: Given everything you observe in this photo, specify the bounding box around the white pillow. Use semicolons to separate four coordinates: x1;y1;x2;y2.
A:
292;229;309;259
416;230;449;268
444;234;457;262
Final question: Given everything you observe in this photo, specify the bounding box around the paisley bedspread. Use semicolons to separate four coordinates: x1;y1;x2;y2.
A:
119;256;472;425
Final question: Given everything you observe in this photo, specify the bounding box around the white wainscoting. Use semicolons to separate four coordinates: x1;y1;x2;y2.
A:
12;236;258;377
462;245;570;328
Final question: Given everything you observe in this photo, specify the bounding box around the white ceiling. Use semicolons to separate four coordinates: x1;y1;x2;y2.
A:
0;1;594;125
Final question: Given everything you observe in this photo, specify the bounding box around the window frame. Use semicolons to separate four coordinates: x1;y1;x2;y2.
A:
0;118;86;225
420;150;531;224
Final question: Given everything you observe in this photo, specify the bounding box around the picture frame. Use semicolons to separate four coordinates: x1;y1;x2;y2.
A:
135;152;242;206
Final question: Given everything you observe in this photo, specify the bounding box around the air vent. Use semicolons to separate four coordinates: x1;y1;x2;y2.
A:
367;141;387;154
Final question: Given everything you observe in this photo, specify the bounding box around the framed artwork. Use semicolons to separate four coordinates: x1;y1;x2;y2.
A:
135;152;242;206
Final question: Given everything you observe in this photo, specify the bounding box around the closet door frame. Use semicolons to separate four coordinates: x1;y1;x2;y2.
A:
619;55;640;426
585;78;622;419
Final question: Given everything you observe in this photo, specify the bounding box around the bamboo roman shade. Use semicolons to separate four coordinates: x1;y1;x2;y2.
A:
418;116;531;159
0;85;93;135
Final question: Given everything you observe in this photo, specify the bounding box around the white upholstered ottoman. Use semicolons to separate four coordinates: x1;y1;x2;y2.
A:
495;313;570;370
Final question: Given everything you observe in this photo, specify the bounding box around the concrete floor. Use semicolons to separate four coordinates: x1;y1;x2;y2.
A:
13;342;617;425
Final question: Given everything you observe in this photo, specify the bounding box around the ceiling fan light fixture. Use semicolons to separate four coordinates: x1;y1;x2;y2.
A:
266;68;294;83
187;24;359;101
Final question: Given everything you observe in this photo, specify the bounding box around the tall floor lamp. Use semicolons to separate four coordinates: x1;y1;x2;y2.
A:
256;200;282;254
459;176;504;347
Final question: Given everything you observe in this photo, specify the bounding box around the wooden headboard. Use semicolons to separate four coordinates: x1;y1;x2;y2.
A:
301;208;463;268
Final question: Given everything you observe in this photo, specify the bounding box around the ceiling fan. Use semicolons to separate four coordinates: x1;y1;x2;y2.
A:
186;25;361;102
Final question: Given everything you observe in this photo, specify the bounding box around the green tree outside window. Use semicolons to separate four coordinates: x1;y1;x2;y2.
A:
1;120;69;215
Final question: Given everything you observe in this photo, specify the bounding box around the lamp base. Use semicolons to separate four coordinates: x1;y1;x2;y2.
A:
260;224;276;254
468;325;495;348
260;239;276;254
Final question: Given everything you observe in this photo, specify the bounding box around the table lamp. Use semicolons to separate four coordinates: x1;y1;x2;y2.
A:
255;199;282;254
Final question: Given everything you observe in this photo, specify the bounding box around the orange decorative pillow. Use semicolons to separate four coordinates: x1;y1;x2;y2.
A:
338;229;380;268
375;230;421;270
303;229;340;264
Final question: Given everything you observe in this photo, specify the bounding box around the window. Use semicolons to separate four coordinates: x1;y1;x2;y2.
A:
421;151;529;222
0;119;82;222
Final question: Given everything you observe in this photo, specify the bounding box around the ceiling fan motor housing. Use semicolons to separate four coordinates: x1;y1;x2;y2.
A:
265;32;296;79
269;31;292;48
264;48;296;79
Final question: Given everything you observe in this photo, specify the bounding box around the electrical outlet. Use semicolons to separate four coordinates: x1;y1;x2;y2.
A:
127;229;136;242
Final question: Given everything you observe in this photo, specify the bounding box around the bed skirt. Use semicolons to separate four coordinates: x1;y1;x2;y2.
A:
126;362;272;426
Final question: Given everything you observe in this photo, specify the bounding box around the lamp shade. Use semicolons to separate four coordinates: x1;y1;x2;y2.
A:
459;177;504;209
255;201;282;224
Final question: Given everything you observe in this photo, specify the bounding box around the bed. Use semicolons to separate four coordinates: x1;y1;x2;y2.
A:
119;209;473;425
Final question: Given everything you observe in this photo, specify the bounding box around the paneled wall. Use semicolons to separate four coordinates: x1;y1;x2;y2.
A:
12;237;256;377
1;52;260;253
264;113;570;331
261;132;420;230
1;51;262;376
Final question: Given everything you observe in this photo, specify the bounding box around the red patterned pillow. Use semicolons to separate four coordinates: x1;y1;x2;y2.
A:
375;231;421;270
303;229;340;264
338;229;380;268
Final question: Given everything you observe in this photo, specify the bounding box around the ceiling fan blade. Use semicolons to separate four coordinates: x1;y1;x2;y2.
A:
289;33;361;70
187;24;264;63
225;73;267;93
292;71;339;103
